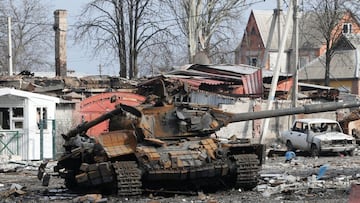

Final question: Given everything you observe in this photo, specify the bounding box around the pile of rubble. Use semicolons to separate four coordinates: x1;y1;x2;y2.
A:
0;155;40;173
0;155;49;199
258;154;360;202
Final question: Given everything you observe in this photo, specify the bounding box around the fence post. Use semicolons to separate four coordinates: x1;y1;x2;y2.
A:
40;119;43;160
16;131;19;155
52;120;56;159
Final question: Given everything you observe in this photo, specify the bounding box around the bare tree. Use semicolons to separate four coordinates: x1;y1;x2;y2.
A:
302;0;354;86
75;0;170;79
0;0;52;74
164;0;249;64
139;31;177;76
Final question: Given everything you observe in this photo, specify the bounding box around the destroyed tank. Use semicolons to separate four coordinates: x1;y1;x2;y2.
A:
55;100;360;195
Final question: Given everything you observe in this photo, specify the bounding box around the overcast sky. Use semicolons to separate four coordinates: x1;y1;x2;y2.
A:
48;0;278;75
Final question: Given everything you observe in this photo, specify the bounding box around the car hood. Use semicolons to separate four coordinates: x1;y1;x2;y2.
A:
315;132;354;141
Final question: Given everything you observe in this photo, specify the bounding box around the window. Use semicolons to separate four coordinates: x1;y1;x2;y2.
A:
343;23;352;34
292;122;305;133
249;57;258;66
0;107;23;130
14;121;23;129
12;108;23;118
0;108;10;129
250;27;256;35
11;107;23;129
37;107;47;129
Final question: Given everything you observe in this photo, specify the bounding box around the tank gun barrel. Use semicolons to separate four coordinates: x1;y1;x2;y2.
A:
63;107;124;139
228;101;360;123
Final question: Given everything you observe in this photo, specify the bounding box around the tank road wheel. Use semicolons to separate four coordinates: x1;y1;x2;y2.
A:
113;161;142;196
234;154;260;190
64;175;77;190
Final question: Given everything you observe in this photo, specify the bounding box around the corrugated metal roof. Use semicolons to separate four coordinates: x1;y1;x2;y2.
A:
165;69;244;82
242;69;263;96
147;64;304;99
183;64;291;78
177;78;230;88
189;91;237;106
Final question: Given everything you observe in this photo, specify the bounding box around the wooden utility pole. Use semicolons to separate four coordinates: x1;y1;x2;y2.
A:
291;0;299;110
277;0;281;53
54;10;67;77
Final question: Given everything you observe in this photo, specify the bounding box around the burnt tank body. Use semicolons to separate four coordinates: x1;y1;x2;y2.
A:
55;100;360;195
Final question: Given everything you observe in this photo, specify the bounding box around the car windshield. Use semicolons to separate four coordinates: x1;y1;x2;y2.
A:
309;122;341;133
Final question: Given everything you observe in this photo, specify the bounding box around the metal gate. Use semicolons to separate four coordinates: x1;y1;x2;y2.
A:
0;131;22;156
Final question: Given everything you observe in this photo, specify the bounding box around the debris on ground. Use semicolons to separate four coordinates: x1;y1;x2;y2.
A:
0;183;26;197
0;154;358;202
0;155;43;172
72;194;107;203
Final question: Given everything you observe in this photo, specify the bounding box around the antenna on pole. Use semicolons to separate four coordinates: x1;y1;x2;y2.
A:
8;17;12;76
98;64;102;76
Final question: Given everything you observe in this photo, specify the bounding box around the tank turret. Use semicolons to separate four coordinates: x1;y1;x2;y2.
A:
113;101;360;140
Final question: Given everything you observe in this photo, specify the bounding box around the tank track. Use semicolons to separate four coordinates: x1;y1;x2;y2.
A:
113;161;142;196
234;154;260;190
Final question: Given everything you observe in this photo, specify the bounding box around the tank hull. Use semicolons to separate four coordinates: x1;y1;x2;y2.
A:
56;133;265;195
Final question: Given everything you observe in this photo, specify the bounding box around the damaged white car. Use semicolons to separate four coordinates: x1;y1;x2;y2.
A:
281;118;357;157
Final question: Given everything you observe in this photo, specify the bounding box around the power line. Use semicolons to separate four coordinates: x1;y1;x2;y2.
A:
6;0;267;29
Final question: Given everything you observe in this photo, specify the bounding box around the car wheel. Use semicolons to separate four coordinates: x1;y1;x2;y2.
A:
286;140;295;151
310;144;319;157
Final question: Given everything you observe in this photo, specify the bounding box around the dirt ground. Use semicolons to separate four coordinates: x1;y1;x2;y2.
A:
0;152;359;203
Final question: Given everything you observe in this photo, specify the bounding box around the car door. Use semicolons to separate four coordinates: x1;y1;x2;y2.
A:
290;122;308;150
297;123;310;150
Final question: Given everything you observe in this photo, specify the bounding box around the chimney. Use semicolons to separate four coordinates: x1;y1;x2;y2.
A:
54;10;67;77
